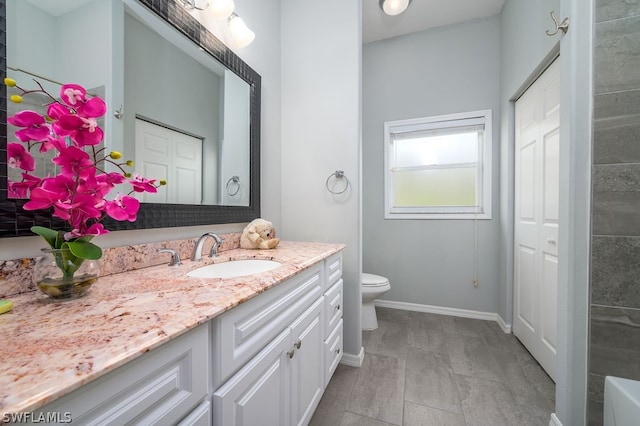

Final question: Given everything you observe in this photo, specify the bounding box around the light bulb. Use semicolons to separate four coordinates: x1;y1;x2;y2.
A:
228;14;255;48
382;0;410;16
209;0;234;19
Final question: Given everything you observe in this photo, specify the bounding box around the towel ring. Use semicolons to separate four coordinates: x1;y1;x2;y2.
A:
226;176;240;196
325;170;350;195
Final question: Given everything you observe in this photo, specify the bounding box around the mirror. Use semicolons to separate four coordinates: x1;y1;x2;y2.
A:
0;0;261;237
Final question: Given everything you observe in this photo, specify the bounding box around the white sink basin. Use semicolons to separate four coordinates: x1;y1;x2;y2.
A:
187;259;282;279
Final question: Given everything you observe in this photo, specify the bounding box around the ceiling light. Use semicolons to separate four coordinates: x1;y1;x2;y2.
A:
379;0;412;16
228;13;255;48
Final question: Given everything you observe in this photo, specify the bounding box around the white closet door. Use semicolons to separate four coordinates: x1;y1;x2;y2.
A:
135;119;203;204
514;58;560;382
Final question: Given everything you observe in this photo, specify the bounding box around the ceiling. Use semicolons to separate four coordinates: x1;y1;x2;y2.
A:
25;0;94;16
363;0;506;44
26;0;506;44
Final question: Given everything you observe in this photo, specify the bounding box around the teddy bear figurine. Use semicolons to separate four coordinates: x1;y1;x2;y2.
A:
240;218;280;249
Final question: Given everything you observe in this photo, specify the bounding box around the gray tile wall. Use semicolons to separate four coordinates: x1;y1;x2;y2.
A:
589;1;640;424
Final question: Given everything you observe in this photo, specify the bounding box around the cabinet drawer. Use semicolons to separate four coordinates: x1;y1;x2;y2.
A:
324;279;343;339
212;264;323;387
324;319;343;387
36;325;209;426
325;253;342;290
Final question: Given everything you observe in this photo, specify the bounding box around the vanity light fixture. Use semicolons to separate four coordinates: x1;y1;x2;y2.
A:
227;13;255;48
181;0;235;20
379;0;412;16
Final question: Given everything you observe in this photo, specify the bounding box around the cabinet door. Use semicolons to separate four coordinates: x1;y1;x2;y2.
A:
33;325;208;426
213;329;291;426
178;399;211;426
289;297;324;426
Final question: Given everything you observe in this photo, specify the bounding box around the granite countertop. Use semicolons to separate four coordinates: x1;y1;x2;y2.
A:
0;241;345;415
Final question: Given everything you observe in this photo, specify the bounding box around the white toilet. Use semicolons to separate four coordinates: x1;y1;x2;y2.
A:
361;273;391;330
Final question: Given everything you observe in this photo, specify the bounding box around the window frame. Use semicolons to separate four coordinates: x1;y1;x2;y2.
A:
383;110;492;220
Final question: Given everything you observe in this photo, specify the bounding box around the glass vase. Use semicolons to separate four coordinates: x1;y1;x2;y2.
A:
34;248;100;300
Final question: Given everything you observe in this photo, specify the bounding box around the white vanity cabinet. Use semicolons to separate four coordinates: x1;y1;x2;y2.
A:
31;325;210;426
22;251;343;426
211;254;343;426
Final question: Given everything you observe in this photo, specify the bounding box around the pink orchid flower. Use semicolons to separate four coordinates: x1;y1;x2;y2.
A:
97;172;127;186
11;80;163;249
68;193;103;222
52;145;95;179
8;110;50;142
23;175;75;211
59;84;107;118
86;223;109;236
60;84;86;106
38;135;66;154
77;174;111;206
7;143;36;171
8;173;42;198
129;173;158;193
105;194;140;222
64;223;109;241
8;181;28;198
55;114;104;147
46;103;71;121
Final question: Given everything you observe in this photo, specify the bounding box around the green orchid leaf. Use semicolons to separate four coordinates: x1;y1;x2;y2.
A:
30;226;58;249
66;241;102;260
76;236;94;243
59;241;83;276
55;231;65;249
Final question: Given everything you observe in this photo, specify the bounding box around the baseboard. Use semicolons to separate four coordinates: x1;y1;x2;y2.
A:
549;413;562;426
375;300;512;334
495;313;512;333
340;346;364;367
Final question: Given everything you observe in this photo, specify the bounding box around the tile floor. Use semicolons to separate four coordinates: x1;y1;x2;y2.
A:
310;307;555;426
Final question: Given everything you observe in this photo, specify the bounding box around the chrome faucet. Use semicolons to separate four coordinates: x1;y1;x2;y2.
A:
159;248;182;266
191;233;224;261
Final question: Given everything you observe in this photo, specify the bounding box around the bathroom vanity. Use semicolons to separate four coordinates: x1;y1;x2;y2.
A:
0;242;343;426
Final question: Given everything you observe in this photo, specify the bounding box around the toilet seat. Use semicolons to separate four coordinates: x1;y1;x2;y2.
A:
362;273;389;287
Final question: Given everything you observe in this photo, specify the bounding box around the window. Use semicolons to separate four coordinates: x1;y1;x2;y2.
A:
384;110;492;219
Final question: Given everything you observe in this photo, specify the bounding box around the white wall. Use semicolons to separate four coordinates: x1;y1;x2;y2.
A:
280;0;362;357
220;70;251;206
7;0;109;89
362;16;501;315
0;0;282;260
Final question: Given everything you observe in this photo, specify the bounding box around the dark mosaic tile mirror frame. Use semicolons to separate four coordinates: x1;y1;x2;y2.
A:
0;0;261;237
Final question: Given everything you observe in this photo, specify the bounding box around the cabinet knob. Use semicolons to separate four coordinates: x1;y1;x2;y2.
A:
294;340;302;350
287;350;295;359
335;348;341;354
547;238;557;245
335;304;341;311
